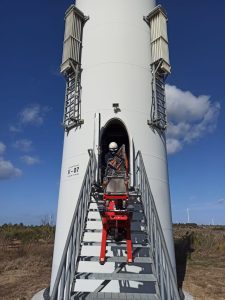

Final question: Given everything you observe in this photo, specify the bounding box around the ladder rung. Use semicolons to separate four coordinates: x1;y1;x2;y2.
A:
156;93;164;98
156;88;164;93
157;103;166;109
156;111;166;116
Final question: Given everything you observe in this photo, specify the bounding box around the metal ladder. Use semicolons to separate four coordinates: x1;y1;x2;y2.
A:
49;151;180;300
150;61;167;131
155;74;166;127
63;63;83;131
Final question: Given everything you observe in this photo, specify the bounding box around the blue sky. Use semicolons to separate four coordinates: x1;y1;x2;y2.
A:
0;1;224;225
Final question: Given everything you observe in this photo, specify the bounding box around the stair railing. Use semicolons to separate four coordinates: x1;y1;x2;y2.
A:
50;150;96;300
135;151;180;300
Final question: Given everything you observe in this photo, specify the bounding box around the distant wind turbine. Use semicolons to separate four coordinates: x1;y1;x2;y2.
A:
187;208;190;223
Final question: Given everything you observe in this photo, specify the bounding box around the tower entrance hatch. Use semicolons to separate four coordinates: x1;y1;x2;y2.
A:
99;119;130;183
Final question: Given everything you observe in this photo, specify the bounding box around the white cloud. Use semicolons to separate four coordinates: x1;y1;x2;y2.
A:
166;84;220;154
0;158;22;180
14;139;33;152
9;125;21;133
0;142;6;156
166;138;182;154
21;155;40;165
217;199;225;205
19;104;50;126
9;103;51;133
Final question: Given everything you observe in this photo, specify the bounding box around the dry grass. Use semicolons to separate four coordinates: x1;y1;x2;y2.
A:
0;225;225;299
183;259;225;300
174;225;225;300
0;242;53;300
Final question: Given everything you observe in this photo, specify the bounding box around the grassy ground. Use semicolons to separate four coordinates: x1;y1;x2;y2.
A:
0;224;225;299
174;224;225;300
0;224;54;300
0;243;53;300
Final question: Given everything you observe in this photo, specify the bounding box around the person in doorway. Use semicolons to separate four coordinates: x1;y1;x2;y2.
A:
103;143;130;217
104;141;118;167
104;142;129;176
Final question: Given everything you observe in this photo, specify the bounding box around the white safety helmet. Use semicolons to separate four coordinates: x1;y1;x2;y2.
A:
109;142;118;152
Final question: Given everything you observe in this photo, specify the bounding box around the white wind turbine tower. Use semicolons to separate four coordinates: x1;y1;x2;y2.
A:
32;1;181;299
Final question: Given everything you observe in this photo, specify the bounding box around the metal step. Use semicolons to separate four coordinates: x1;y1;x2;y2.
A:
72;292;159;299
84;229;147;234
90;200;142;204
81;241;149;247
90;200;143;206
75;272;156;281
88;208;100;212
78;256;152;263
88;208;144;213
87;218;145;223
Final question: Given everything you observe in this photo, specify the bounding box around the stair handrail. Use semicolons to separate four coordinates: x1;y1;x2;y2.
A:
135;151;180;300
50;150;97;300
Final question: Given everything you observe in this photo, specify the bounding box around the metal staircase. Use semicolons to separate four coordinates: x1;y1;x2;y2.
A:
49;151;180;300
71;196;158;299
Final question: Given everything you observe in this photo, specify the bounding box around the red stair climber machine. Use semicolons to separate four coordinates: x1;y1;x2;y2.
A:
98;145;133;264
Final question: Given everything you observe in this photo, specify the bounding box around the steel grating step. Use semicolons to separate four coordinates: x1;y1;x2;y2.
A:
90;200;142;204
75;272;156;281
81;241;149;247
84;229;147;234
87;218;145;223
78;256;152;263
72;292;159;299
88;208;144;213
89;203;144;209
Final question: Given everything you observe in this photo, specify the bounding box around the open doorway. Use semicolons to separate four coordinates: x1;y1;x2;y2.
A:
99;119;130;182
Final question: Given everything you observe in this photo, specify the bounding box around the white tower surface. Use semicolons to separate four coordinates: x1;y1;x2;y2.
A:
48;0;176;297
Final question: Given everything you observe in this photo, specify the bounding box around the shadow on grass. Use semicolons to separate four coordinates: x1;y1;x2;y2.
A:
174;231;195;297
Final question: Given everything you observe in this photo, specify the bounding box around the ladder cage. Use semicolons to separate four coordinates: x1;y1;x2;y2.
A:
61;5;87;72
60;5;88;131
146;5;171;73
145;5;171;131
